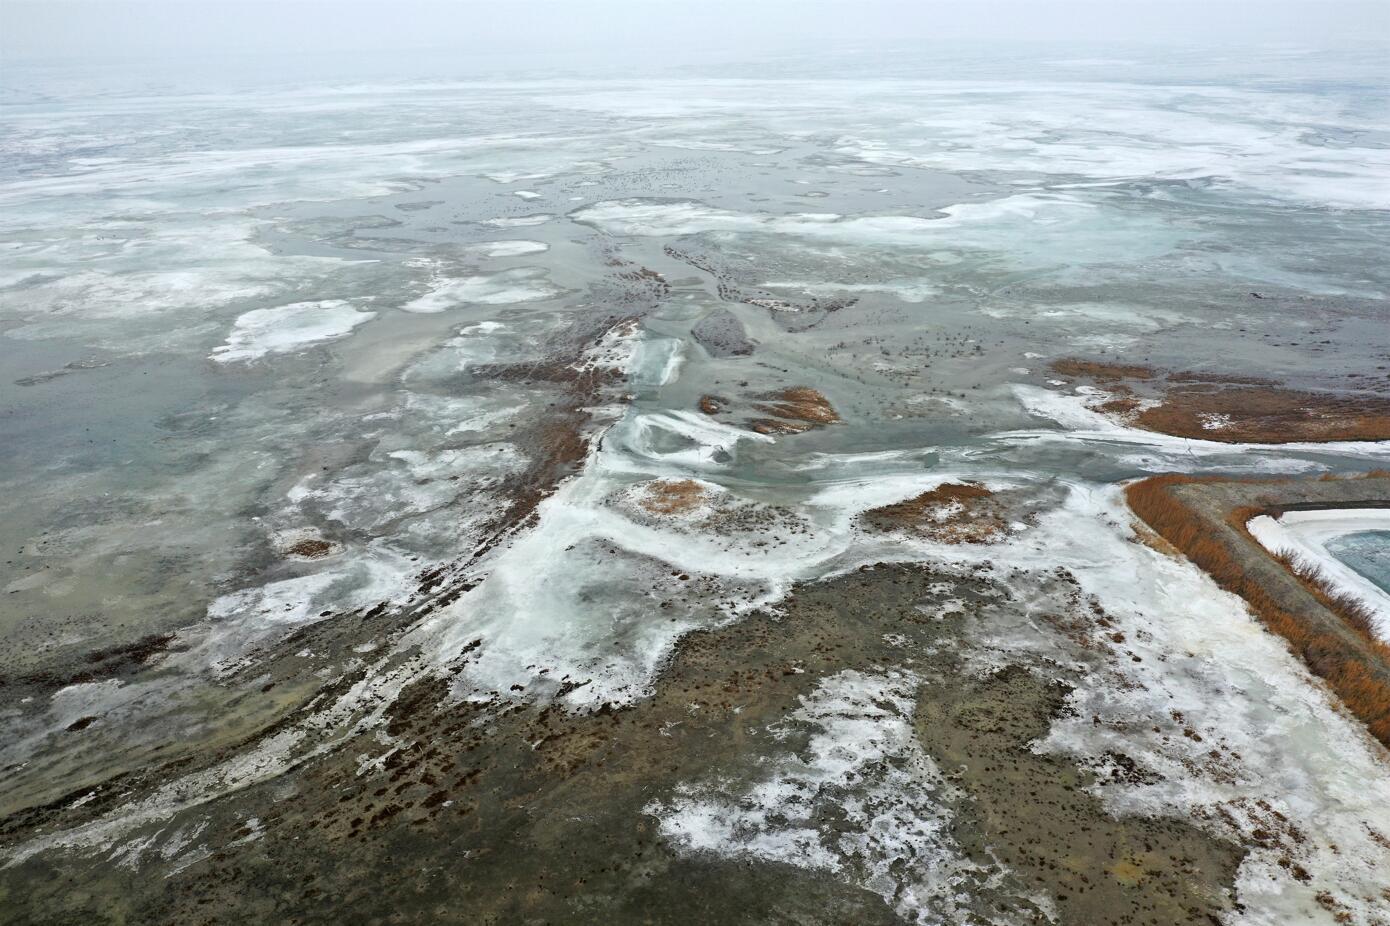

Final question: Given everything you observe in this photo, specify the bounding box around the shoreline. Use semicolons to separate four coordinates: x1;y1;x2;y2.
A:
1125;473;1390;747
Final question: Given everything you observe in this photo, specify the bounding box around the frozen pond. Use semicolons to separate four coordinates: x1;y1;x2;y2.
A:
1249;509;1390;640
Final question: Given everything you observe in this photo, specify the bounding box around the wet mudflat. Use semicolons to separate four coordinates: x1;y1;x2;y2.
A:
0;562;1242;925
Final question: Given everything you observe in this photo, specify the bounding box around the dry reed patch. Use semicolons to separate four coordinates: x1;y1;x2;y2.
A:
862;482;1008;544
639;479;708;516
1124;475;1390;748
1096;395;1143;416
1136;385;1390;443
754;386;841;426
1272;552;1381;641
1051;358;1158;381
1051;358;1390;443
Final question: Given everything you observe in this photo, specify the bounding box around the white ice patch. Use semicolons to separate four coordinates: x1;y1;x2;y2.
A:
210;300;376;363
571;193;1183;269
466;240;549;258
288;444;524;533
574;195;1073;242
603;410;773;472
483;214;554;227
628;336;685;387
1247;509;1390;640
402;267;559;313
982;301;1193;331
402;392;520;436
833;81;1390;211
762;278;938;303
648;668;984;925
206;549;412;631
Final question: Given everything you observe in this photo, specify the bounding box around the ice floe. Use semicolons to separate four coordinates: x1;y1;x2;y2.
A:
401;267;560;313
466;239;550;258
210;300;376;363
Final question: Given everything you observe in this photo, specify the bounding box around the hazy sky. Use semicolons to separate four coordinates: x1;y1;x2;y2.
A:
3;0;1388;69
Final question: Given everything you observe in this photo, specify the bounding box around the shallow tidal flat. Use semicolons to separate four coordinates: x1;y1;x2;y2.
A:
1;564;1247;924
2;51;1390;925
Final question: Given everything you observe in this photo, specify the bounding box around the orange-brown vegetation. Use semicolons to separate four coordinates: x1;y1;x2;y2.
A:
754;386;840;426
1135;385;1390;443
862;482;1007;544
1051;358;1157;381
1125;475;1390;747
1096;396;1143;416
1051;358;1390;443
639;479;708;516
1273;552;1380;641
698;395;724;415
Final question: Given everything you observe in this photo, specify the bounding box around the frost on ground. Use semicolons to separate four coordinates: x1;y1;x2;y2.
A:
649;669;991;925
1009;487;1390;926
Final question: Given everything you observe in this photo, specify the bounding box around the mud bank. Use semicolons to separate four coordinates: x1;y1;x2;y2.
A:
0;564;1243;925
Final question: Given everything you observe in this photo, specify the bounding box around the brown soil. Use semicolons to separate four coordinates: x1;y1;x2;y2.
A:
2;633;177;693
1051;359;1390;443
1167;371;1277;386
1125;474;1390;747
473;316;639;541
861;482;1008;544
639;479;707;515
696;386;839;435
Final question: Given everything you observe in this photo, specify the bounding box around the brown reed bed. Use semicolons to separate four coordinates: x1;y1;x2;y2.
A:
1052;360;1390;443
861;482;1008;544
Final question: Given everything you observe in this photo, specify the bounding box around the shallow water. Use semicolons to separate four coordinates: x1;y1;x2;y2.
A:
2;44;1389;924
